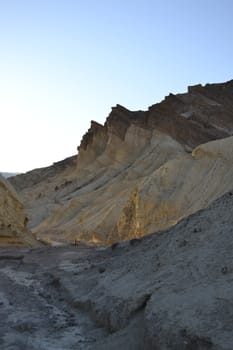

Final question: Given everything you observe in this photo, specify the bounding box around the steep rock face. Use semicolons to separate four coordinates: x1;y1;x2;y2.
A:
0;176;39;247
147;80;233;148
9;80;233;244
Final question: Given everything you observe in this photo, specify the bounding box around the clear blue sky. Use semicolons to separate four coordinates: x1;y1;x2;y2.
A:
1;0;233;172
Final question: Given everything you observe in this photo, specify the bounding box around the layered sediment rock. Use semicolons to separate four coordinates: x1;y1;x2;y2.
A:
9;80;233;244
0;176;39;247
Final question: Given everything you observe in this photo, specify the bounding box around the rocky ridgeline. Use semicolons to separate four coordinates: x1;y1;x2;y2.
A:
9;79;233;245
1;80;233;349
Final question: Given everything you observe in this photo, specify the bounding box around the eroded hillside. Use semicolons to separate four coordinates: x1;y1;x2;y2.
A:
9;80;233;244
0;176;40;247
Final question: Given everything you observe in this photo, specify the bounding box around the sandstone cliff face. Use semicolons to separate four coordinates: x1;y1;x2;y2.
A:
0;176;39;247
9;80;233;244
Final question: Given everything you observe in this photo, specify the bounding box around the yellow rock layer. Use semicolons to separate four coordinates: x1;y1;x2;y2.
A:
0;176;39;247
17;125;233;245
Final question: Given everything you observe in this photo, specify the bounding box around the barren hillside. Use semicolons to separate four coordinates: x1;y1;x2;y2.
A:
9;80;233;244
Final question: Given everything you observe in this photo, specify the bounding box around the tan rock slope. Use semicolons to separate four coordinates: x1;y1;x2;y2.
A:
10;80;233;244
0;176;39;247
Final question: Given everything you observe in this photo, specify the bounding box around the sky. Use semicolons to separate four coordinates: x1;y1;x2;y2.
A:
0;0;233;172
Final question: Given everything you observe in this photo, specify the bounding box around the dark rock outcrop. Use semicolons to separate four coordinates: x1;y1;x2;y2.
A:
78;79;233;154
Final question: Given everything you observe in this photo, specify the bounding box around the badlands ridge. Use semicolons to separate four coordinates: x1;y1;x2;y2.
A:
7;79;233;245
0;80;233;349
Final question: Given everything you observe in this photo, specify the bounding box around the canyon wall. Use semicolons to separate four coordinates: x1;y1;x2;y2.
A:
0;176;39;247
10;80;233;244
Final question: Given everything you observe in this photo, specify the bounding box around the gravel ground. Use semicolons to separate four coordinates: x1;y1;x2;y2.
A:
1;192;233;349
